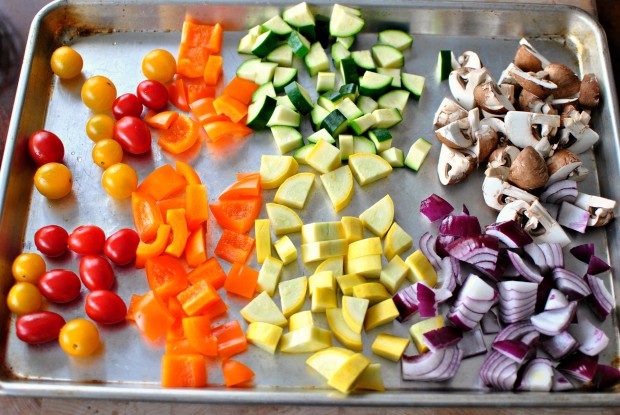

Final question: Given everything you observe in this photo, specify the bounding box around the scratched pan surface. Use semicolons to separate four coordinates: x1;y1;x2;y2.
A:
0;0;618;406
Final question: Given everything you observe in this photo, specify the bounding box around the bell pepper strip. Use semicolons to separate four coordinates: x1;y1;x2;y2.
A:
161;354;207;388
165;208;189;258
212;95;248;123
145;110;179;129
222;359;255;387
186;184;209;231
203;121;252;142
175;161;202;185
132;192;165;242
189;98;229;125
200;296;229;320
222;77;259;106
203;55;223;86
167;77;191;112
176;58;205;79
158;114;200;154
236;172;260;181
131;290;175;342
182;316;218;356
212;320;247;359
224;262;259;299
214;229;255;264
177;22;223;78
137;164;188;201
136;224;172;264
126;293;143;322
206;23;224;54
185;226;207;267
209;196;262;234
186;257;227;290
166;297;188;341
218;175;262;200
165;338;199;355
145;254;187;294
157;197;187;220
177;279;220;316
183;76;216;104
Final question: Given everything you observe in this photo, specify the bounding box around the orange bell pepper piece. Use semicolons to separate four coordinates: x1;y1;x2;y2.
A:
131;290;175;342
167;77;191;112
209;196;262;234
158;114;200;154
212;320;247;359
177;279;220;316
183;77;216;104
203;120;252;142
224;262;259;299
161;354;207;388
157;197;187;220
207;23;223;55
145;254;188;301
165;208;189;258
144;110;179;129
165;338;199;355
214;229;255;264
222;77;259;106
189;97;229;125
138;164;188;201
218;175;262;200
166;297;188;341
236;172;260;181
175;161;202;185
182;316;218;356
200;296;229;320
136;224;172;263
222;359;255;387
186;257;227;290
185;226;207;267
176;58;205;79
212;94;248;123
186;184;209;231
203;55;223;86
132;192;164;242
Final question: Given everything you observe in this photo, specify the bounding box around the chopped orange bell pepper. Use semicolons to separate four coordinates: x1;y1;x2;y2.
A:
185;226;207;267
222;359;255;387
165;208;189;258
200;296;229;320
203;121;252;142
212;320;247;359
224;262;259;299
218;175;262;200
157;197;187;220
145;255;188;301
166;297;188;341
165;338;199;355
132;192;164;242
167;77;191;112
145;110;179;129
209;196;262;234
136;224;172;263
161;354;207;388
138;164;188;201
175;161;202;185
177;279;220;316
212;95;248;123
236;172;260;181
214;229;255;264
186;257;227;290
203;55;223;86
131;290;175;342
207;23;224;55
183;77;216;104
182;316;218;356
186;184;209;231
189;97;229;125
222;77;259;106
176;58;205;79
177;22;223;78
158;114;200;154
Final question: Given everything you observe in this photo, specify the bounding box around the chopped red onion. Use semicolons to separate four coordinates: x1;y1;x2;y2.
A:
530;301;577;336
553;369;576;391
462;204;470;215
420;194;454;222
570;243;594;263
448;307;482;331
498;280;538;324
439;214;481;237
423;326;462;352
593;365;620;390
458;327;487;359
436;256;458;293
557;202;590;233
518;358;554;392
520;330;540;347
539;243;564;269
535;275;555;313
481;310;501;334
556;352;598;383
540;179;578;204
480;351;519;391
523;243;551;275
435;235;457;257
587;255;611;275
492;339;534;365
448;274;497;330
419;232;442;271
586;274;613;320
544;288;569;311
447;235;499;275
552;268;591;300
494;321;537;343
540;331;579;360
401;346;463;382
393;285;418;322
484;220;533;248
568;318;610;356
506;251;544;283
417;282;437;318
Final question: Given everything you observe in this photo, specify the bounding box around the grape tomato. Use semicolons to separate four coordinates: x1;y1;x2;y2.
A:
68;225;106;255
102;163;138;199
81;75;117;113
34;225;69;257
16;311;66;344
12;252;46;284
141;49;176;84
86;114;115;142
113;116;152;155
28;130;65;166
104;228;140;265
34;162;72;200
92;138;123;169
79;254;115;291
112;93;143;120
50;46;83;79
38;269;82;303
85;290;127;325
7;282;42;315
136;79;169;111
59;319;100;357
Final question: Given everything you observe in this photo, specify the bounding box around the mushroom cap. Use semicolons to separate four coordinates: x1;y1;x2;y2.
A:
514;45;544;72
544;62;581;99
546;148;581;176
510;68;557;99
508;146;549;190
518;89;544;112
578;73;600;109
474;82;511;115
475;126;499;163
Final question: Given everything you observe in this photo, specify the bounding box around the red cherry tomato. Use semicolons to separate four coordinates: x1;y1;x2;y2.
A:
34;225;68;257
79;254;115;291
28;130;65;166
104;228;140;265
112;93;143;120
68;225;106;255
38;269;81;303
16;311;66;344
136;80;169;111
113;116;151;155
85;290;127;324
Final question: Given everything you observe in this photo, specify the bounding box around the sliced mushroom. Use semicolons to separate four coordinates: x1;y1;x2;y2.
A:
500;84;517;106
498;62;520;86
496;199;532;224
544;63;581;99
525;200;571;246
487;145;520;169
518;89;545;112
458;51;483;69
480;117;507;137
435;120;473;149
574;193;616;226
437;144;476;185
509;66;557;99
514;38;551;72
504;111;561;149
469;108;498;163
433;97;468;128
474;81;515;115
482;176;538;211
562;109;600;154
449;67;489;110
508;146;549;190
579;73;600;109
546;148;588;184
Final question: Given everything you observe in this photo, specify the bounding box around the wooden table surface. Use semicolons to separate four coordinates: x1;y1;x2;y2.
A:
2;1;619;414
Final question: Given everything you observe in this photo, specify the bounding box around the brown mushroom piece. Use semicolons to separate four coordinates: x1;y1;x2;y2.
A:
437;144;476;185
579;73;600;109
518;89;544;112
544;63;581;99
509;66;557;99
514;39;550;72
546;148;588;183
473;81;515;115
508;146;549;190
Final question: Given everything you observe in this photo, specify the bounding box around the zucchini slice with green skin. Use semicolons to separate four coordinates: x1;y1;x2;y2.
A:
371;44;404;69
305;42;330;77
331;42;351;67
265;43;294;67
339;83;358;101
372;108;402;129
437;50;456;81
252;82;276;103
271;126;304;154
249;25;265;37
351;50;376;72
247;95;277;131
349;112;376;135
377;68;402;88
368;128;393;153
238;33;258;54
252;30;281;58
273;67;298;92
336;98;363;121
283;2;315;28
377;29;413;51
317;72;336;93
356;95;378;114
321;109;349;137
262;15;294;37
285;81;315;115
288;31;311;58
330;6;364;37
276;95;297;111
379;147;405;167
236;58;261;81
317;90;344;112
339;134;354;160
377;89;410;114
298;24;317;43
401;73;426;100
267;105;301;128
339;58;359;85
294;143;316;165
337;36;355;50
307;128;335;144
311;105;330;131
254;62;279;85
359;71;393;99
352;136;376;155
404;138;432;171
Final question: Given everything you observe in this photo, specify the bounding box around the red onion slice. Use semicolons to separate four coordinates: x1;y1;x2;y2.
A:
458;327;487;359
494;321;537;343
552;268;591;300
417;282;437;318
539;243;564;269
484;220;533;248
593;365;620;390
520;330;540;347
544;288;569;310
586;274;613;320
518;358;554;391
587;255;611;275
556;352;598;383
439;214;481;237
540;331;579;360
420;194;454;222
506;250;544;283
402;346;463;382
557;202;590;233
436;256;458;293
423;326;462;352
553;369;576;391
530;301;577;336
568;317;610;356
447;235;499;275
569;243;594;263
393;285;419;322
480;351;519;391
540;179;578;204
492;339;534;365
436;235;457;257
523;243;551;274
419;232;442;271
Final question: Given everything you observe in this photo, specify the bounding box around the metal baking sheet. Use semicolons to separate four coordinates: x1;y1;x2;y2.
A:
1;0;618;406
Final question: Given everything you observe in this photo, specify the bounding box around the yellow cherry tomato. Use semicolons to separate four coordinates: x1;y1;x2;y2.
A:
7;282;42;315
92;138;123;169
86;114;115;142
12;253;46;284
34;162;72;199
81;76;117;112
141;49;177;84
102;163;138;199
59;319;101;357
50;46;83;79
